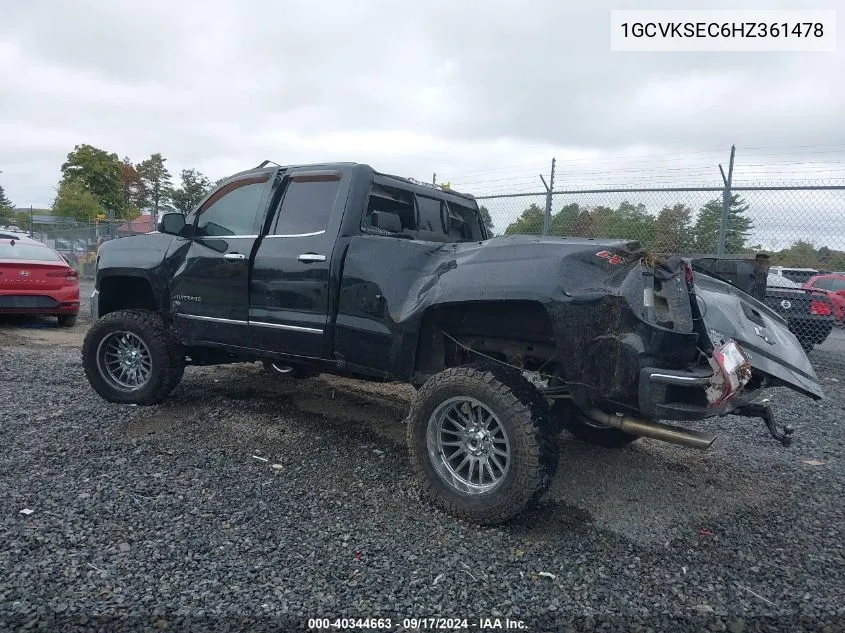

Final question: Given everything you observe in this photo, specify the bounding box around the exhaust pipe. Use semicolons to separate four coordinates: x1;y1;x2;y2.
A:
583;408;716;450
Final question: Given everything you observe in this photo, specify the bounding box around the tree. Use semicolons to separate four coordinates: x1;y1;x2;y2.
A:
477;205;495;236
120;156;148;212
53;180;104;222
60;144;124;217
571;209;596;237
693;194;753;254
171;168;213;215
504;203;544;235
137;153;172;215
549;203;581;236
654;203;693;253
0;180;14;226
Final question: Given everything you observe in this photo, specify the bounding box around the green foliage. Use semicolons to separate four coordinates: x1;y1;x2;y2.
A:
137;153;172;214
503;203;544;235
0;207;13;226
53;180;105;222
654;203;693;253
692;194;753;254
0;182;13;209
0;182;14;225
478;205;495;236
121;157;149;211
171;169;213;215
767;240;845;270
60;144;124;217
502;194;756;255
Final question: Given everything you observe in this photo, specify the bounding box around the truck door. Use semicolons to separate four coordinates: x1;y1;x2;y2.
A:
170;168;276;345
250;168;347;358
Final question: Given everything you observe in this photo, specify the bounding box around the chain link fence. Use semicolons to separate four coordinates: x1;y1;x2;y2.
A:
471;182;845;377
15;218;155;279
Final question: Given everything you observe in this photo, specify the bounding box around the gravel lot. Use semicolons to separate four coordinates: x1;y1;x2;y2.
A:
1;290;844;632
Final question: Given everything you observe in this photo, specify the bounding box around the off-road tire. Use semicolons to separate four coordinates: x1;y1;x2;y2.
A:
57;314;77;327
406;364;559;525
552;401;639;448
82;309;185;405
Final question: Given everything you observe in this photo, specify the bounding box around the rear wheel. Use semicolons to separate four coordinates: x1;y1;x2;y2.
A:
57;314;77;327
82;309;184;405
551;401;639;448
406;365;558;525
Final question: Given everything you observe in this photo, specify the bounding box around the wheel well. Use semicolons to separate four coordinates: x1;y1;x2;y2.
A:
99;276;158;316
414;301;558;380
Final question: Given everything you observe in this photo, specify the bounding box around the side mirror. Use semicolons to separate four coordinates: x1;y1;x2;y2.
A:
157;212;186;236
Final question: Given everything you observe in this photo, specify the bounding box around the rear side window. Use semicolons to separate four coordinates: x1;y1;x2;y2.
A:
0;243;63;261
815;277;845;292
273;176;342;236
417;196;445;233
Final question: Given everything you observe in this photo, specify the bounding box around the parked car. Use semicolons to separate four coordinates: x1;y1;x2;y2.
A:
0;230;38;243
765;273;835;350
769;266;822;284
803;273;845;323
81;161;823;524
0;238;80;326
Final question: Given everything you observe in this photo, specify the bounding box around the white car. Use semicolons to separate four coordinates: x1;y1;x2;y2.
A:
0;230;38;243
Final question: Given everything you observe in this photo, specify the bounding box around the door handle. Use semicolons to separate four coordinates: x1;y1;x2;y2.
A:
298;253;326;263
223;253;246;261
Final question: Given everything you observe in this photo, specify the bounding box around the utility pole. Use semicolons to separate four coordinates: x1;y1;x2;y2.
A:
717;145;736;255
539;157;556;236
432;173;436;185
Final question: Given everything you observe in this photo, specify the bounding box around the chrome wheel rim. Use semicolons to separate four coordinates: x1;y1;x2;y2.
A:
96;331;153;392
426;396;510;495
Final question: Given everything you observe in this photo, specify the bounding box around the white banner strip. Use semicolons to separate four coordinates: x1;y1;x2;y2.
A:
610;10;836;52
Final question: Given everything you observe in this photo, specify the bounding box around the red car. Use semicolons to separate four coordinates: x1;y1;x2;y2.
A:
804;273;845;322
0;238;80;326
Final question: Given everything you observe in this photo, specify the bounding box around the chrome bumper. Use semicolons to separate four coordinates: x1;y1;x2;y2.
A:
90;289;99;321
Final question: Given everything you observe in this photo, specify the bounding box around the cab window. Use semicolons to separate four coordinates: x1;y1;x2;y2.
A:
195;174;270;237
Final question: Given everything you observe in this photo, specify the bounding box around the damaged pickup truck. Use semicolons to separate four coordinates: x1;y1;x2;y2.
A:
82;161;824;524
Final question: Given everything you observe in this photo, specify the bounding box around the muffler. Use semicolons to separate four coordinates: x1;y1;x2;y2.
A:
583;408;716;450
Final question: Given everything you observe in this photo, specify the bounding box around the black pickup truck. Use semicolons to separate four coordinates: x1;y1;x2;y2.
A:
83;161;824;524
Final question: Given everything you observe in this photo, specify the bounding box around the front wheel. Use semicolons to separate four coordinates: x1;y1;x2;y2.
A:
82;309;184;405
406;365;559;525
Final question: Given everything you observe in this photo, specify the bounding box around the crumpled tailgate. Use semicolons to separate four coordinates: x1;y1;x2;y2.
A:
693;272;824;400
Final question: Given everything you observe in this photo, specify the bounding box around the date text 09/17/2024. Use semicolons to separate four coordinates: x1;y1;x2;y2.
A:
307;617;527;630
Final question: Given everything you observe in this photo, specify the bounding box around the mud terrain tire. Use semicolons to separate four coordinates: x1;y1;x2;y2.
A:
82;309;185;405
407;365;559;525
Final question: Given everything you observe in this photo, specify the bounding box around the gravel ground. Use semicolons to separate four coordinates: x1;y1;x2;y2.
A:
1;317;844;632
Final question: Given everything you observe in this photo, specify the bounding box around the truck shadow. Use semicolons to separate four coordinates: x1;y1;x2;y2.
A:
122;364;776;544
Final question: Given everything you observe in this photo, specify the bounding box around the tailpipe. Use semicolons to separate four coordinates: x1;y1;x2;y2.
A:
583;408;716;450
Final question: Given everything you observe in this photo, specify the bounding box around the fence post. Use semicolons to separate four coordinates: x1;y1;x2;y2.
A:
717;145;736;255
539;157;556;236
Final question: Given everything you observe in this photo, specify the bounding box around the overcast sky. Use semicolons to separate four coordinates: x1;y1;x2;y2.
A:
1;0;843;246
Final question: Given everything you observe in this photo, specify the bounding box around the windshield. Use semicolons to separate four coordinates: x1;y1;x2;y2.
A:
0;242;63;262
